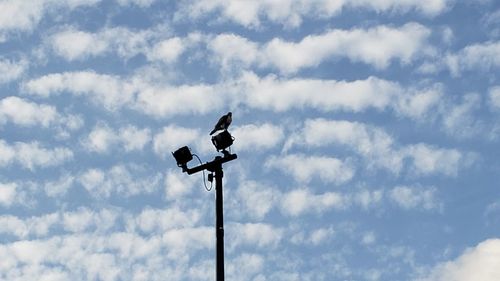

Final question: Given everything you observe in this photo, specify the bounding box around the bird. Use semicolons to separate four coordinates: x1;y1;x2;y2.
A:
210;112;232;135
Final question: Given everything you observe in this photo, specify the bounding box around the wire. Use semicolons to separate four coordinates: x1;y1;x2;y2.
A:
193;154;213;191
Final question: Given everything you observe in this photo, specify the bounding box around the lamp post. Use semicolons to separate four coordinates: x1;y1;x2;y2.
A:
172;130;237;281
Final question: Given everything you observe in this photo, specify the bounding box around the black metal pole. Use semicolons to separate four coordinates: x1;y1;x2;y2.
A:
184;154;236;281
214;163;224;281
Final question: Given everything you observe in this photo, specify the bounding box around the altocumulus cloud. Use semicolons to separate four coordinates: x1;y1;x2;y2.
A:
0;1;498;280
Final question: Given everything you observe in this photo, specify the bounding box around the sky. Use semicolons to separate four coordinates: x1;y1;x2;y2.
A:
0;0;499;280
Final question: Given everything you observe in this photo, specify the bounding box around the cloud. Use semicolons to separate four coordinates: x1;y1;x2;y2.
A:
209;23;430;73
148;37;186;63
287;118;402;173
226;253;265;281
126;207;200;234
177;0;451;28
23;71;137;111
239;72;401;112
440;93;484;138
445;41;500;76
164;169;198;200
280;189;349;216
208;33;259;71
0;212;59;238
0;139;73;170
83;123;151;153
153;125;202;158
287;118;473;176
228;180;280;220
24;70;444;121
0;96;57;127
0;58;27;83
134;82;224;118
416;239;500;281
44;173;75;197
227;222;283;251
78;164;162;198
265;154;355;184
48;25;181;61
115;0;156;7
489;86;500;109
0;0;102;40
0;182;18;207
232;123;284;151
404;143;467;177
0;96;83;138
389;186;439;210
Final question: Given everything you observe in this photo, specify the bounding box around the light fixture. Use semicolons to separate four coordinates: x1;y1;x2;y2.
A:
172;146;193;167
211;130;234;152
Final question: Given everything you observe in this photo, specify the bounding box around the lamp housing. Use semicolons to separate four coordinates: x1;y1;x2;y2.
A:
172;146;193;167
211;130;234;151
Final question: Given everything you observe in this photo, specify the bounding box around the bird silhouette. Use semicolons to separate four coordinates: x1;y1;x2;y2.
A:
210;112;232;135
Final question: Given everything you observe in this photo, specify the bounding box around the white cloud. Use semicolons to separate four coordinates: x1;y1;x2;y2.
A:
288;119;403;173
44;173;75;197
0;58;27;83
416;239;500;281
353;189;384;210
50;28;109;61
115;0;156;7
0;0;101;40
25;70;444;120
49;25;174;61
229;180;279;220
134;83;224;118
164;169;198;200
489;86;500;109
153;125;201;158
0;140;73;170
309;227;335;245
265;154;355;184
395;85;444;119
227;222;283;251
208;33;259;71
281;189;349;216
83;123;151;153
232;123;284;151
445;41;500;76
148;37;185;63
208;23;430;73
120;126;151;152
0;96;57;127
266;23;430;72
288;119;473;176
441;93;483;138
0;96;83;138
83;122;116;153
126;207;200;234
239;72;401;112
177;0;451;28
0;1;45;35
389;186;439;210
0;212;60;239
23;71;137;111
0;182;18;207
404;144;466;177
79;165;162;198
227;253;265;281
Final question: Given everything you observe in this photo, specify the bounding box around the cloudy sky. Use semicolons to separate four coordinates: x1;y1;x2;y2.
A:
1;0;499;280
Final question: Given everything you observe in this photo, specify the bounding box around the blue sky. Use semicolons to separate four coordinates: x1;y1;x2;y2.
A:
0;0;499;280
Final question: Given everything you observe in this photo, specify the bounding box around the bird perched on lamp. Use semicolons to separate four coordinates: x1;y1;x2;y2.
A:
210;112;232;135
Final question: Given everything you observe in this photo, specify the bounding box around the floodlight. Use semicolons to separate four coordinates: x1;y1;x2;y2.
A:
211;130;234;152
172;146;193;167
